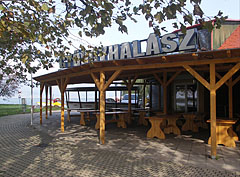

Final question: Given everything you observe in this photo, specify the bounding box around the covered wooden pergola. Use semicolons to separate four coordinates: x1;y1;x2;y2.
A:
34;48;240;158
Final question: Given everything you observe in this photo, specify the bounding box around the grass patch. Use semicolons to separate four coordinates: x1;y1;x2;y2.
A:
0;104;61;117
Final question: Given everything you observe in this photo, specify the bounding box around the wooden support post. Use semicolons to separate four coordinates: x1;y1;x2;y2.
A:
60;89;65;132
143;81;146;108
123;75;138;124
99;71;106;144
40;83;44;125
95;89;98;110
158;85;161;110
210;63;217;158
49;86;52;116
154;71;181;114
217;73;240;119
149;82;152;109
91;70;122;144
45;86;48;119
127;77;132;123
183;63;240;158
163;72;167;114
56;77;69;132
229;78;233;119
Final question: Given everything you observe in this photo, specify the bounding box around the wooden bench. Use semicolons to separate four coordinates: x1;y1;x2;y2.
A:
144;116;166;139
94;111;128;129
207;119;238;147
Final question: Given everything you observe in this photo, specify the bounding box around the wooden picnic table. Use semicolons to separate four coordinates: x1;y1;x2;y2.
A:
144;116;166;139
67;107;93;122
182;113;198;132
207;119;238;147
77;109;99;126
94;111;128;129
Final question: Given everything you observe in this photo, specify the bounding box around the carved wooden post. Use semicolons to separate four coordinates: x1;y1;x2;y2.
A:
210;63;217;158
45;86;48;119
99;71;106;144
56;77;69;132
50;86;52;116
40;83;45;125
163;72;167;114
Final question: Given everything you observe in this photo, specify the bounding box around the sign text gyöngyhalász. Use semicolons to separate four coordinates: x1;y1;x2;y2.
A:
60;28;197;68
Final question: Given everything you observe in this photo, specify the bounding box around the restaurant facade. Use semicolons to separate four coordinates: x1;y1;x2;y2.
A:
34;20;240;158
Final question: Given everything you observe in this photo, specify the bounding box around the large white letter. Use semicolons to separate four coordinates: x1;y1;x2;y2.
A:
109;44;120;60
146;33;161;55
179;28;197;51
132;40;145;57
120;42;132;59
161;33;178;53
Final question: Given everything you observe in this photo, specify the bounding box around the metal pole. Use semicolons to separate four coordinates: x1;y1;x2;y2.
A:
31;72;33;125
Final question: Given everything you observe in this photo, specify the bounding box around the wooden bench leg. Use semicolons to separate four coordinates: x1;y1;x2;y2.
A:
95;115;100;129
138;112;148;126
228;127;239;141
164;118;181;135
147;119;165;139
208;125;236;147
117;114;127;128
80;112;86;126
67;110;71;122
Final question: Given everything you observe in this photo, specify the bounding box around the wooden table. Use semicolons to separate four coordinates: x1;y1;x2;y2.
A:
144;116;166;139
67;108;93;122
182;113;198;132
163;114;181;135
207;119;238;147
95;111;128;129
78;109;99;126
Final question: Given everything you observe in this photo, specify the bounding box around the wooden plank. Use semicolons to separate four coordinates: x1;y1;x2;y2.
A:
63;77;70;91
103;70;122;91
153;73;163;85
216;72;229;87
99;71;105;144
232;74;240;86
183;65;211;90
210;63;217;158
166;71;181;86
56;79;61;91
39;57;240;84
90;72;100;90
136;58;145;65
40;83;44;125
215;62;240;90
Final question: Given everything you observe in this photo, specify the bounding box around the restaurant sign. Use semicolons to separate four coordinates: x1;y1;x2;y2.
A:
60;28;198;68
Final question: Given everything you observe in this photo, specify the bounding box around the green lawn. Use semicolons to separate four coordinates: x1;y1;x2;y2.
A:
0;104;61;117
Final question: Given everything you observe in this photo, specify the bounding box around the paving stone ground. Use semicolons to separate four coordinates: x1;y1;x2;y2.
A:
0;112;239;177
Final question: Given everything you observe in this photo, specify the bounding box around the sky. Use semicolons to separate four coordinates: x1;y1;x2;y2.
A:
2;0;240;102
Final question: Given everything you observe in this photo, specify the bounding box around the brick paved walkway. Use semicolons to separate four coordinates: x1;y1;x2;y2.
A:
0;112;239;177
